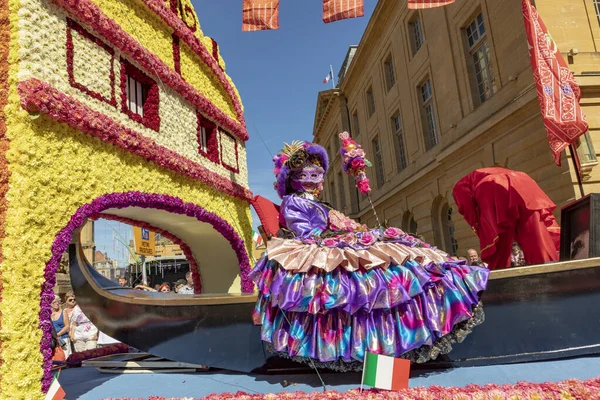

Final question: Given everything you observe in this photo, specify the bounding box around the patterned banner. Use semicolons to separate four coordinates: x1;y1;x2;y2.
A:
242;0;280;31
522;0;588;166
323;0;365;24
408;0;455;9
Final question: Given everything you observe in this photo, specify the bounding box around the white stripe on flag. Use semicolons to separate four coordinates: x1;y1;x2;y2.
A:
374;353;394;390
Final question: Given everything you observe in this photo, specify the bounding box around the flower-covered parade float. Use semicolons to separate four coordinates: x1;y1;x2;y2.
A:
0;0;255;396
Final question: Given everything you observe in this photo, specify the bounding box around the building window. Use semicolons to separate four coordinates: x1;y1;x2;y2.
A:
197;113;219;163
391;112;407;171
383;55;396;91
466;13;496;103
420;79;439;150
373;136;385;187
329;179;337;209
402;211;418;234
409;15;424;55
442;205;459;256
120;59;160;131
595;0;600;27
338;173;346;210
366;86;376;117
576;131;598;165
352;111;360;137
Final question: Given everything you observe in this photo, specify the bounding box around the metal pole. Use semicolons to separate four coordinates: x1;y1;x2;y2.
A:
569;144;585;198
141;254;147;286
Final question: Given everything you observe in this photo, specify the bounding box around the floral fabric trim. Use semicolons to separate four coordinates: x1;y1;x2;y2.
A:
94;213;203;294
65;343;129;367
39;192;254;391
17;78;253;201
51;0;249;142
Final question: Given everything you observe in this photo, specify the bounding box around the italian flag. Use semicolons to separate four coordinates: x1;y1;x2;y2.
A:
362;352;410;391
45;376;65;400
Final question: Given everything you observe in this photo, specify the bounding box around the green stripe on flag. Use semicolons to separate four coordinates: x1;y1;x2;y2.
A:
363;352;378;387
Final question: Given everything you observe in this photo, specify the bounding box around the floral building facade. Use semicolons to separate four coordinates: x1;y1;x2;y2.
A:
0;0;254;396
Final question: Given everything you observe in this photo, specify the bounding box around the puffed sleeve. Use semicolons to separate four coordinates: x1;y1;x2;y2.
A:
280;195;328;238
453;174;479;231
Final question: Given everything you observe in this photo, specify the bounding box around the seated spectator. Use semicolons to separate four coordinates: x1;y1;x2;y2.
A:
511;242;527;267
117;275;128;287
177;271;195;294
173;279;187;293
467;248;489;268
134;284;157;292
70;304;98;352
159;283;171;293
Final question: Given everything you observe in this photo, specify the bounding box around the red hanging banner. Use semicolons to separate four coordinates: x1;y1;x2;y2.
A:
242;0;280;32
407;0;455;9
322;0;364;24
522;0;588;166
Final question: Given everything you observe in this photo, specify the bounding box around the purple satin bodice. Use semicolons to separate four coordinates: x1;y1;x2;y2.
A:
280;194;329;238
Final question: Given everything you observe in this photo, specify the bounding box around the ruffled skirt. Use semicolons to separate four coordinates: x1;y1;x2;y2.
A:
250;238;489;369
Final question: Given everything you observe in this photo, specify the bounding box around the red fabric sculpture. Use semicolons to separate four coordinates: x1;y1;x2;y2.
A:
453;167;560;270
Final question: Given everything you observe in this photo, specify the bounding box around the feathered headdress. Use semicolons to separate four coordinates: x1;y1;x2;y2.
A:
272;141;328;198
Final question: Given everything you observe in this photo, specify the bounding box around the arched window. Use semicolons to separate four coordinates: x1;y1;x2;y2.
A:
432;197;458;256
441;203;459;256
402;211;418;234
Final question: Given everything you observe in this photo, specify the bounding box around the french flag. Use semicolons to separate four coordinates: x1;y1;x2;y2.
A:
323;70;333;84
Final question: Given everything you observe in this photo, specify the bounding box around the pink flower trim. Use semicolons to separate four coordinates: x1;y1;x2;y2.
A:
39;192;254;392
197;112;220;164
51;0;249;142
18;78;253;201
220;131;239;174
210;38;224;71
94;213;202;294
140;0;244;124
172;33;181;74
66;343;129;367
93;377;600;399
66;18;116;107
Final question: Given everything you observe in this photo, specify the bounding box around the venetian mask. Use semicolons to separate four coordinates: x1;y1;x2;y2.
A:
289;162;324;195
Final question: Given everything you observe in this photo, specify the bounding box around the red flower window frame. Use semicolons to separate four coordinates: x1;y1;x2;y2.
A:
120;58;160;131
66;18;116;107
220;130;239;174
197;112;219;163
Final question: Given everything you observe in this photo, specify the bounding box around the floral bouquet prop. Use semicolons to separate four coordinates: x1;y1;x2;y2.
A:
339;131;372;194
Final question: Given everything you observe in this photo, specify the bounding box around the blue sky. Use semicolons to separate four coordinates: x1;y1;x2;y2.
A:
95;0;376;265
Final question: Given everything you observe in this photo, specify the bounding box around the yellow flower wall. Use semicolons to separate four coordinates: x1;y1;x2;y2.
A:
0;0;254;397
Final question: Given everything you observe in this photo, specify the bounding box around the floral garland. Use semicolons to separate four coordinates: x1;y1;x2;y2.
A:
119;58;161;132
339;131;371;194
65;343;129;367
0;0;10;373
51;0;249;142
94;212;203;294
173;33;181;74
17;78;253;201
38;192;254;391
100;377;600;399
140;0;244;123
66;18;117;107
210;38;224;71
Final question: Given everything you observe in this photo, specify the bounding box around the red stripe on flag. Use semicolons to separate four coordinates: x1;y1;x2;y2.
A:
323;0;365;24
391;358;410;390
522;0;588;165
242;0;280;31
408;0;455;9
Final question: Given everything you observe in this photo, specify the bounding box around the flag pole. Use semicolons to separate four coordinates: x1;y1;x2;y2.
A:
360;352;367;393
330;64;335;89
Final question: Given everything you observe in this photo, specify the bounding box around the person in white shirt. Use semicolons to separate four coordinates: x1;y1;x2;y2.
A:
177;270;195;294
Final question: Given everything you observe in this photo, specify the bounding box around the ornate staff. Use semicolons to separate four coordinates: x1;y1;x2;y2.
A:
338;132;382;228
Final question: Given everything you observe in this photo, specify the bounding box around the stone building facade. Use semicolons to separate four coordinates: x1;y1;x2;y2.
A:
313;0;600;257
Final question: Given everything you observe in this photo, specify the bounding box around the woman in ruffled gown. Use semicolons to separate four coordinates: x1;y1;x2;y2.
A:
250;141;489;370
